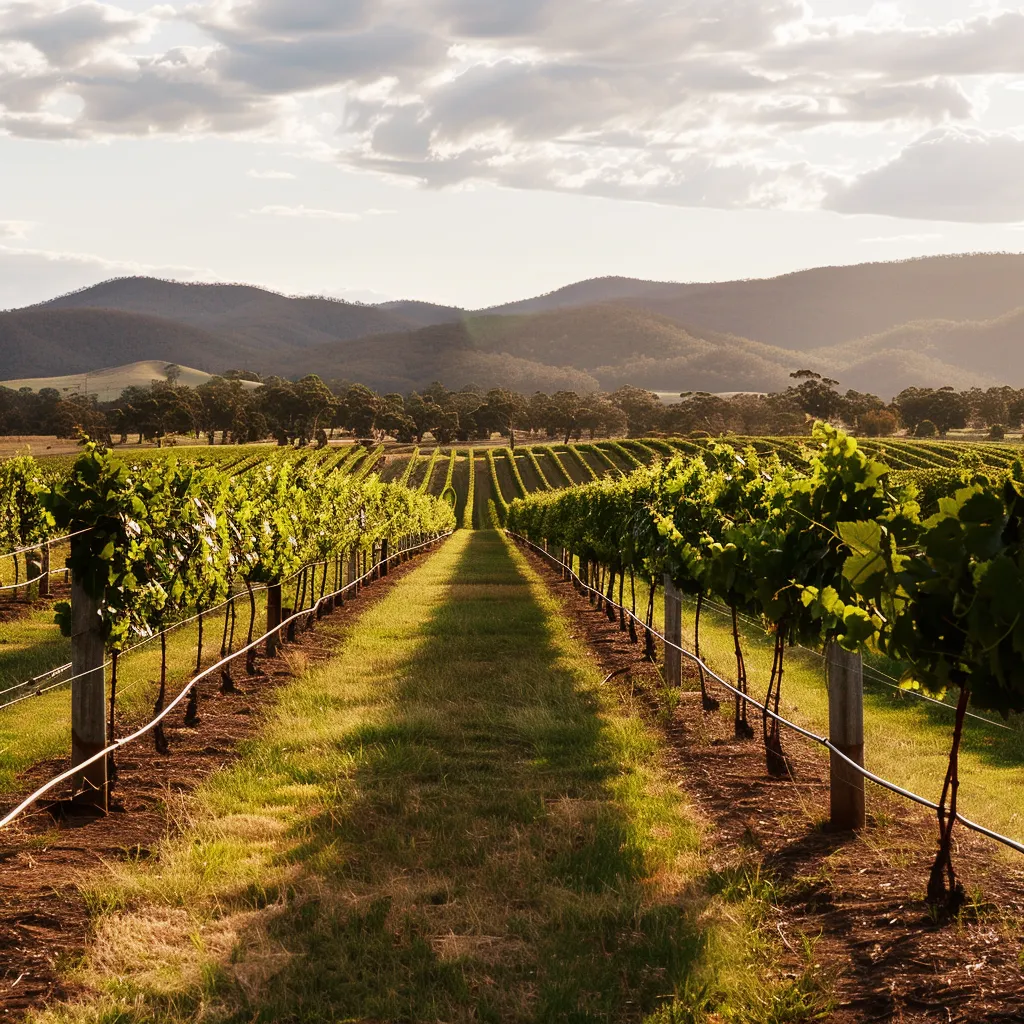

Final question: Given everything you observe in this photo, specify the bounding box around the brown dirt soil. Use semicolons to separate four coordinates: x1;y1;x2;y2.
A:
0;581;70;626
518;540;1024;1024
0;550;436;1022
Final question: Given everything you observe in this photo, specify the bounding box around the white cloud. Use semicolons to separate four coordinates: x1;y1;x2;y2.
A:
861;233;943;243
0;219;34;239
828;128;1024;222
0;0;1022;220
250;204;361;220
247;168;295;178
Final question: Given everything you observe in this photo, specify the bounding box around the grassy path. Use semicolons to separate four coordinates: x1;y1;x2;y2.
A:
35;531;815;1024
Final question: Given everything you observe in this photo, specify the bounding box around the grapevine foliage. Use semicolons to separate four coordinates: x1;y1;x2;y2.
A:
507;422;1024;913
40;441;455;651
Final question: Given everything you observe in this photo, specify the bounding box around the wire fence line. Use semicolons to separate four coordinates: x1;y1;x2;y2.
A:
0;566;70;595
0;559;351;712
508;531;1024;859
0;531;453;832
699;594;1019;735
0;528;91;562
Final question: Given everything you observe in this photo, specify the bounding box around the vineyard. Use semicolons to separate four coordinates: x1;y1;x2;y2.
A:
1;432;1023;1022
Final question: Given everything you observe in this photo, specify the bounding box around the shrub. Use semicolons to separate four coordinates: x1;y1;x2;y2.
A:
915;419;938;438
989;423;1006;440
859;410;898;437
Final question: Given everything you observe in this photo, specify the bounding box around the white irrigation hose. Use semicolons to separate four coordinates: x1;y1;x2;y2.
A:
509;532;1024;858
0;531;452;831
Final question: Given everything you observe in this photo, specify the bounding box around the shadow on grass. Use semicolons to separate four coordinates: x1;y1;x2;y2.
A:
219;531;712;1023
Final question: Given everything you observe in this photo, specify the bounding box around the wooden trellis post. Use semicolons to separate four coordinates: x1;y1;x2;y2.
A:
70;542;107;811
266;582;283;656
663;574;682;689
826;643;866;831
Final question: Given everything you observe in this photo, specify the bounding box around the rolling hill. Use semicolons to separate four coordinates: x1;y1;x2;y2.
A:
485;254;1024;352
1;360;262;403
6;254;1024;398
40;278;416;351
0;307;255;379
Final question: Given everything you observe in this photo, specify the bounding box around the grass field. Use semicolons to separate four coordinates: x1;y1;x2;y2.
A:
30;532;829;1024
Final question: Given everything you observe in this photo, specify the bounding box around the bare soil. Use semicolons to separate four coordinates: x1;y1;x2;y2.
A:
0;553;431;1021
520;542;1024;1024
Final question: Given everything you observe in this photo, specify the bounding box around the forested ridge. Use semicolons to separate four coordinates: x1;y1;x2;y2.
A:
7;254;1024;397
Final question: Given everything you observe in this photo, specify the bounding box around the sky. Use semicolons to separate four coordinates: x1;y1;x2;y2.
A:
2;0;1024;309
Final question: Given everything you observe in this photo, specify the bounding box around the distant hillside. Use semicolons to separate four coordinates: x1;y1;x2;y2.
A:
481;277;674;317
8;256;1024;399
376;299;465;326
1;360;262;403
288;322;600;394
488;255;1024;352
815;307;1024;394
0;307;254;379
40;277;416;351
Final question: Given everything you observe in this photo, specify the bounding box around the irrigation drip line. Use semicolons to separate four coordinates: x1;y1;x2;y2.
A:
508;532;1024;859
701;595;1018;734
0;531;452;832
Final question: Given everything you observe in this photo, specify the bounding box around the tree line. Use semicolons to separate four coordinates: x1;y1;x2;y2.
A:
2;363;1022;444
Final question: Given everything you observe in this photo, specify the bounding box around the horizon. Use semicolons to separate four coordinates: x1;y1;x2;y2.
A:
8;248;1024;314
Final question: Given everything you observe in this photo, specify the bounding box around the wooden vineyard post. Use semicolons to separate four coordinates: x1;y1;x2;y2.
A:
380;538;390;577
663;574;682;690
70;551;108;812
826;643;865;831
349;548;359;596
266;582;283;656
38;542;50;599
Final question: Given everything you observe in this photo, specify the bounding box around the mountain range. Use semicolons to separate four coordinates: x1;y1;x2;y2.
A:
3;253;1024;399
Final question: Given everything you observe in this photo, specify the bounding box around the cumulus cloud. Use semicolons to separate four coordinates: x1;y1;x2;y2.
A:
827;128;1024;223
1;0;1023;219
0;0;155;67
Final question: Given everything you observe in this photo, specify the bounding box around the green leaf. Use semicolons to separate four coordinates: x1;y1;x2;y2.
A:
838;520;885;591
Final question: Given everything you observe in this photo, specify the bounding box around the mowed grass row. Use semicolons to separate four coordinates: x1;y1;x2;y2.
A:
617;569;1024;849
33;531;827;1024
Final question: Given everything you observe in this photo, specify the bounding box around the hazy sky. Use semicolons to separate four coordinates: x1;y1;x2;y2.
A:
2;0;1024;309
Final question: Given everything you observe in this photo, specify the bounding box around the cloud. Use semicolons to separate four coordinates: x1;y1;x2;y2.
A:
828;128;1024;223
250;204;361;220
0;0;156;67
861;233;943;244
0;219;34;239
247;168;295;178
0;1;1022;220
